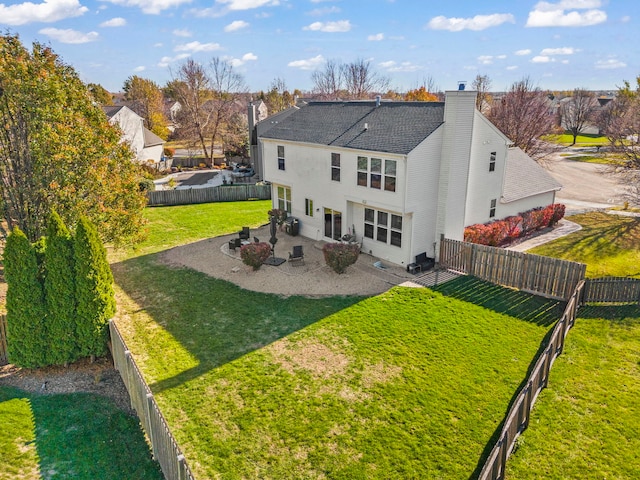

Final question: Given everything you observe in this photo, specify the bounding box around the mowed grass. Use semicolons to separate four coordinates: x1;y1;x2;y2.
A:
505;305;640;479
544;133;609;146
528;212;640;278
114;255;560;479
110;199;271;261
0;386;163;480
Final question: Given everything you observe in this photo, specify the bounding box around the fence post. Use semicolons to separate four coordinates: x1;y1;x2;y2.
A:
146;393;156;457
499;432;508;480
177;454;187;480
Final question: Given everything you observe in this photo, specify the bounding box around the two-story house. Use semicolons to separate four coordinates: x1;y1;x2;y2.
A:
103;105;165;165
258;90;561;268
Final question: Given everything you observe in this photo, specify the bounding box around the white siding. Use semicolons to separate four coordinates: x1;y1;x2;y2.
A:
500;192;557;218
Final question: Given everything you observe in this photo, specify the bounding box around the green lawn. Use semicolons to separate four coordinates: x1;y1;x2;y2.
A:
505;304;640;479
544;133;609;146
114;255;560;479
0;386;163;480
110;199;271;261
528;212;640;278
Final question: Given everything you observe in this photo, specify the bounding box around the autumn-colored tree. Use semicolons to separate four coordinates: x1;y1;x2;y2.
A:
404;86;439;102
264;77;294;113
486;77;558;161
123;75;169;139
0;34;147;244
87;83;113;105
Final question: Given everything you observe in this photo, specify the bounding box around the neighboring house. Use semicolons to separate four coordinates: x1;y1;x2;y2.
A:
258;90;561;268
103;105;165;165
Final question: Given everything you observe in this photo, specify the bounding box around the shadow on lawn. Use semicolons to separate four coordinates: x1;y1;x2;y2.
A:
431;276;564;326
578;304;640;324
111;254;363;393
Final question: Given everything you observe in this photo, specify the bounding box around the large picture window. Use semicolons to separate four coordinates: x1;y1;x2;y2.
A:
364;208;402;247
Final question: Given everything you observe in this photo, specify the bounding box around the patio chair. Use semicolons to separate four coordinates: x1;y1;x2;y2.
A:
239;226;250;240
254;236;260;243
288;245;305;265
228;237;242;252
407;252;435;274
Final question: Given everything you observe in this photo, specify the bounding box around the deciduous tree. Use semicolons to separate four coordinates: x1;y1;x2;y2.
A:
88;83;113;105
486;77;558;160
472;74;492;113
123;75;169;139
341;58;389;99
311;59;343;99
264;77;294;113
0;34;147;244
404;86;439;102
560;88;598;145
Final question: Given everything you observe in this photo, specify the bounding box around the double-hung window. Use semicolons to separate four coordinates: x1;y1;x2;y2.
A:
357;156;368;187
331;153;340;182
489;198;497;218
489;151;496;172
277;145;285;170
305;198;314;217
357;156;396;192
384;160;396;192
278;186;292;213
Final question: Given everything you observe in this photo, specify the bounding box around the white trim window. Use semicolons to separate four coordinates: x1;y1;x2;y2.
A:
357;156;396;192
331;153;340;182
489;151;496;172
277;186;292;213
277;145;285;170
364;208;402;247
305;198;314;217
489;198;497;218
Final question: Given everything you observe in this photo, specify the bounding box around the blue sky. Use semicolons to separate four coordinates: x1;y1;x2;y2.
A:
1;0;637;93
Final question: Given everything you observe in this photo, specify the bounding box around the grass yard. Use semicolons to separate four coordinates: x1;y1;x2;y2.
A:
110;199;271;262
0;386;163;480
505;304;640;479
528;212;640;278
114;252;560;479
544;133;609;147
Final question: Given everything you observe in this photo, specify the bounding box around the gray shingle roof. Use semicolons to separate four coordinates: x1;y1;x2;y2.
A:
502;147;562;203
260;101;445;155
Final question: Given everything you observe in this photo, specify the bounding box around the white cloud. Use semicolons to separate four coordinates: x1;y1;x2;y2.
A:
540;47;577;55
174;41;222;52
157;53;191;68
101;0;192;15
496;54;507;60
515;49;532;55
427;13;515;32
506;65;519;70
216;0;280;11
0;0;88;26
532;55;554;63
526;1;607;27
379;61;421;73
595;58;626;69
308;6;340;16
173;29;192;37
224;20;249;32
134;65;146;72
228;52;258;67
288;54;326;70
303;20;351;32
100;17;126;27
478;55;495;65
38;27;99;44
368;33;384;41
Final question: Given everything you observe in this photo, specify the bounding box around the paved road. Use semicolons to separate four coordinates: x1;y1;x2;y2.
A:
543;154;627;211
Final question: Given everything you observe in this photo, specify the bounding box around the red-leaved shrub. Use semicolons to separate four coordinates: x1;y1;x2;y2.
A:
240;242;272;270
322;242;360;274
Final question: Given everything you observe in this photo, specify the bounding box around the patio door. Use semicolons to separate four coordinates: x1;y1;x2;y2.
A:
324;208;342;240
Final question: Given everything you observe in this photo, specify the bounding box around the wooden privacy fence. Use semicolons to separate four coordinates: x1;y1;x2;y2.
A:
583;277;640;304
147;184;271;207
0;315;7;366
109;320;195;480
439;238;586;301
478;280;585;480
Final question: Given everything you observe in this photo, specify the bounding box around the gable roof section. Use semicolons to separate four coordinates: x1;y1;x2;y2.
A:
143;128;165;148
260;101;445;155
502;147;562;203
102;105;124;118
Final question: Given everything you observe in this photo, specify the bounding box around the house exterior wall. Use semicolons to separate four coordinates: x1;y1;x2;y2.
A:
500;191;557;219
110;108;146;160
142;144;164;165
262;139;413;266
464;112;512;226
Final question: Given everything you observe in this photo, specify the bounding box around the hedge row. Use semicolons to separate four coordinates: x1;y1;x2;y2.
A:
464;204;566;247
4;213;115;368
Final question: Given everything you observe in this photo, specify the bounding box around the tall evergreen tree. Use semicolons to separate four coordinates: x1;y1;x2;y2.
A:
4;227;47;367
44;210;78;365
74;217;115;358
